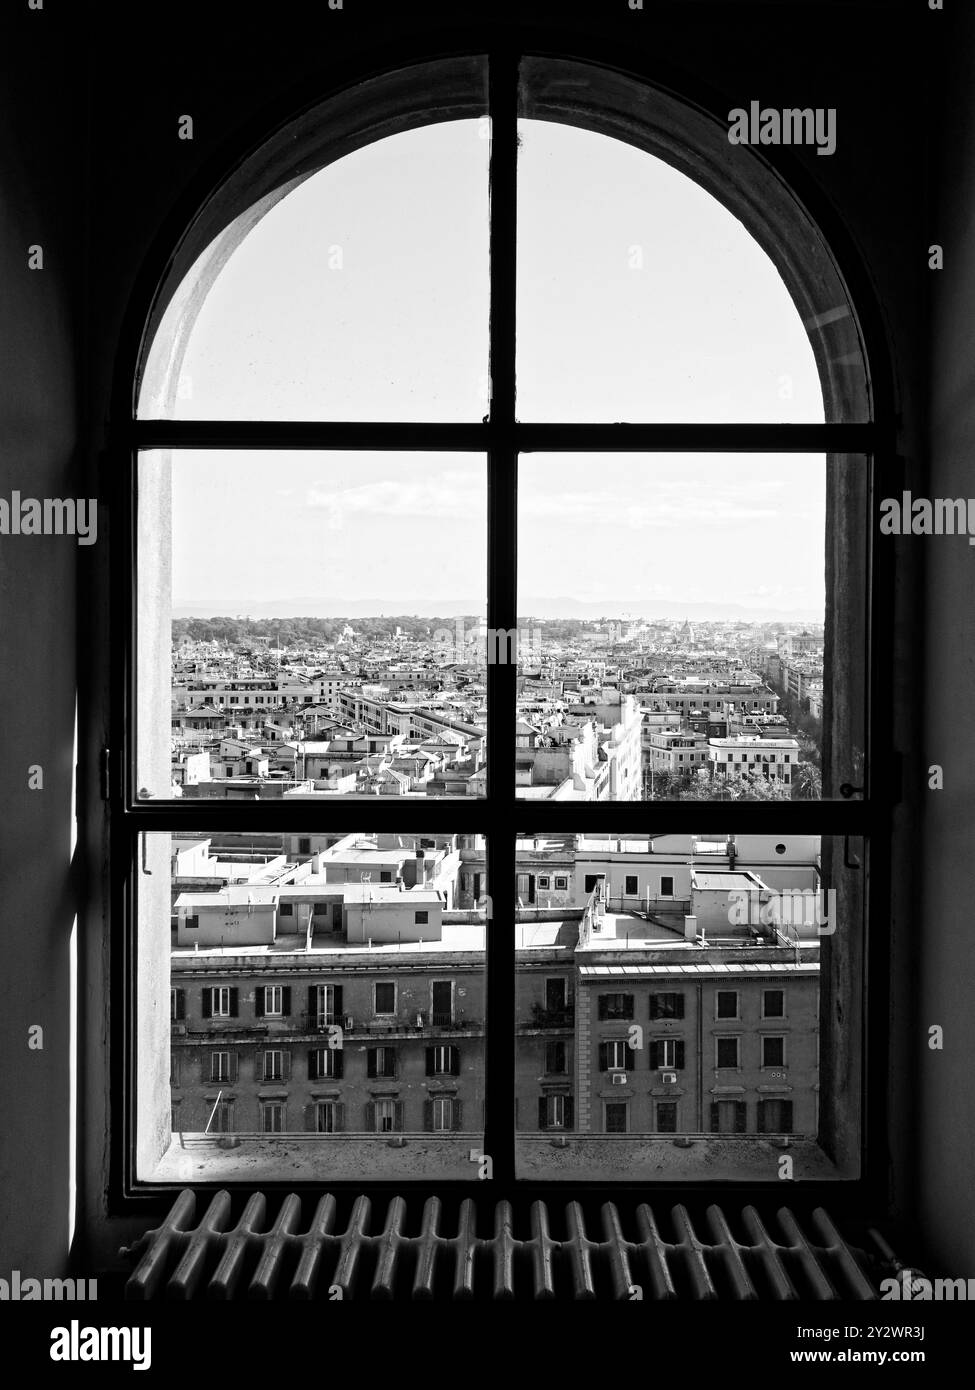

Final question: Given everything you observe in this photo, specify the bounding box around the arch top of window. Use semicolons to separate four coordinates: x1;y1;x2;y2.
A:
135;52;871;426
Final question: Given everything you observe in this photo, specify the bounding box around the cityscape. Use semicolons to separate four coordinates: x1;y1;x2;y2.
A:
165;613;824;801
166;828;825;1179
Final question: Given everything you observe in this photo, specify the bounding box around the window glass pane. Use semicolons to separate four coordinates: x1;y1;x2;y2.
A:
139;829;485;1181
515;829;858;1181
517;119;823;423
517;454;866;800
136;450;487;799
516;58;871;423
139;120;489;421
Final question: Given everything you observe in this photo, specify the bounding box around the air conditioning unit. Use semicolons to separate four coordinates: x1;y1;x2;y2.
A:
611;1072;627;1086
661;1071;677;1084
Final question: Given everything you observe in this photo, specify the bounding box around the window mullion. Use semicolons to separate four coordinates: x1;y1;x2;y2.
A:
484;51;519;1186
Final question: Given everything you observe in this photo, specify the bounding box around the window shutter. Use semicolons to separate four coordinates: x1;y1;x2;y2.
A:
710;1102;720;1133
564;1096;574;1131
174;989;186;1020
538;1097;548;1130
625;1044;636;1070
782;1101;793;1134
229;988;239;1017
674;1041;686;1070
202;988;212;1020
393;1102;404;1132
255;988;265;1018
364;1101;375;1132
597;996;608;1021
598;1042;608;1071
425;1046;435;1077
650;1040;662;1069
735;1101;747;1133
307;986;317;1017
229;1052;238;1084
675;995;685;1019
308;1049;318;1082
304;1103;315;1133
649;996;659;1021
335;1103;345;1133
367;1050;376;1079
423;1101;434;1133
283;1050;291;1080
282;987;291;1016
256;1051;265;1082
334;985;343;1017
452;1100;463;1132
334;1049;344;1080
449;1045;461;1077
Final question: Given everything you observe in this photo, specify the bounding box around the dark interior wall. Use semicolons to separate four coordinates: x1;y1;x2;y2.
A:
0;0;951;1272
918;2;975;1274
0;4;84;1274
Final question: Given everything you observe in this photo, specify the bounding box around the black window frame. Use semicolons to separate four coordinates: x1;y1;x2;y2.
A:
109;42;895;1214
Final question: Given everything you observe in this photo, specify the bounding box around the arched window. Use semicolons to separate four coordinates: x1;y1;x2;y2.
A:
122;55;879;1192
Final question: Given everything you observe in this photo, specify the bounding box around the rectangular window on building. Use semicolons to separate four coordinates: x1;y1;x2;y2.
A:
210;1051;235;1083
372;1099;401;1134
605;1102;628;1134
545;977;567;1013
261;1049;288;1082
600;1039;635;1071
598;992;634;1021
308;1046;343;1081
368;1046;397;1079
651;1038;685;1070
374;982;396;1016
758;1099;794;1134
170;988;185;1022
203;986;238;1019
655;1101;678;1133
660;876;674;896
431;980;453;1025
315;1101;341;1134
762;1035;786;1068
715;1036;740;1068
624;875;638;895
649;992;684;1020
261;1102;284;1134
207;1099;235;1134
762;989;785;1019
545;1040;567;1074
554;876;568;890
710;1100;748;1134
716;990;739;1020
432;1097;454;1132
426;1044;460;1077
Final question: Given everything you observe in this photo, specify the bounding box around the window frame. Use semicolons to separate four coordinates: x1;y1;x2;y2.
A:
109;45;894;1213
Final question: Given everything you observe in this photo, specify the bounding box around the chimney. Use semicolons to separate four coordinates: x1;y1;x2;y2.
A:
683;914;697;941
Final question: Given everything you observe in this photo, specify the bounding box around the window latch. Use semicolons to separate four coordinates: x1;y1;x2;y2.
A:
838;783;864;799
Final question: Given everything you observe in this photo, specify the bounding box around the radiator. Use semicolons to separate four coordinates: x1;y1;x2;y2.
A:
121;1191;905;1300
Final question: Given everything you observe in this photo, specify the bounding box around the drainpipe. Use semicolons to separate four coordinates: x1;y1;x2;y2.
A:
696;983;704;1132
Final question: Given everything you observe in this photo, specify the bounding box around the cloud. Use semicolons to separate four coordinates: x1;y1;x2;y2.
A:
305;470;484;528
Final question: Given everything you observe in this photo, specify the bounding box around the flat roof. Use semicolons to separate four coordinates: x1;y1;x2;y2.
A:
579;961;819;978
691;871;764;891
175;886;444;908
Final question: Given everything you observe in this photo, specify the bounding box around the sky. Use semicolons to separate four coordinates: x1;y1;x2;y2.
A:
142;118;827;618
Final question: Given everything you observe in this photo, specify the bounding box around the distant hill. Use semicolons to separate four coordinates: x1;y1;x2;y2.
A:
173;596;821;622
